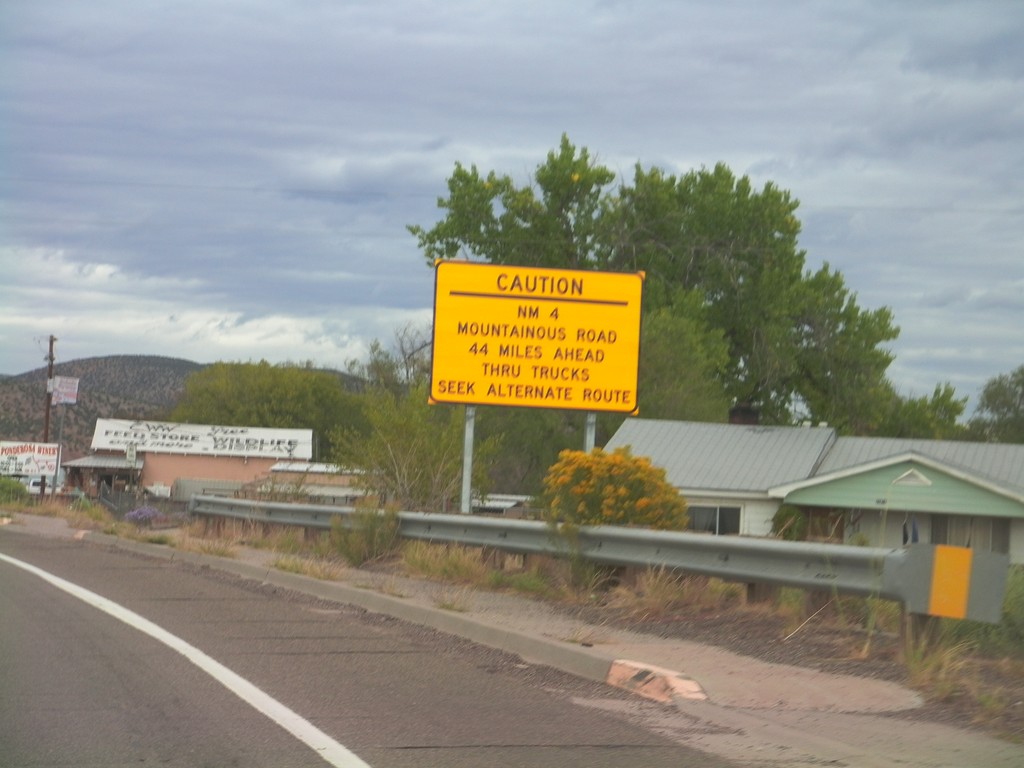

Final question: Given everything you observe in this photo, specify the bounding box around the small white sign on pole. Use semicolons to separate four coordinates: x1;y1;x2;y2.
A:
51;376;80;405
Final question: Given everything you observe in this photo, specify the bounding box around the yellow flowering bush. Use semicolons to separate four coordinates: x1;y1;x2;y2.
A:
540;447;688;531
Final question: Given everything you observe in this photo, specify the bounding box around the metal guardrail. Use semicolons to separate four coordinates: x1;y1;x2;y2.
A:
188;495;1009;623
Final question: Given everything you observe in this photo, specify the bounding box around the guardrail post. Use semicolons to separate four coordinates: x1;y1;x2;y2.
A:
746;582;778;605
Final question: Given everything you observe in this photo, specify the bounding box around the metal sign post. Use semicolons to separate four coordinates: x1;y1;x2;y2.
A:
460;407;475;514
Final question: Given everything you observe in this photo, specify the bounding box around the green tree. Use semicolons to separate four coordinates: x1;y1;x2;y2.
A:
409;134;615;270
411;137;902;429
347;323;432;394
969;365;1024;443
330;381;498;512
637;298;731;421
475;406;574;495
171;361;364;458
792;265;899;432
871;382;967;439
339;327;498;510
607;163;901;423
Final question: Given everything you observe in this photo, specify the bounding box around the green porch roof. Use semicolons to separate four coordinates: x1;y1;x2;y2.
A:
770;454;1024;518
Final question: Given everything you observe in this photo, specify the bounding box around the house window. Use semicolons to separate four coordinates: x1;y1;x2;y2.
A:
688;505;740;535
931;515;1009;555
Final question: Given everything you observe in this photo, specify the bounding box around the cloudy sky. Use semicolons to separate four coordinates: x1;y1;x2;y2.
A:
2;0;1021;414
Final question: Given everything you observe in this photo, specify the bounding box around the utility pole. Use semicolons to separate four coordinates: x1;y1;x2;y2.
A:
40;335;56;497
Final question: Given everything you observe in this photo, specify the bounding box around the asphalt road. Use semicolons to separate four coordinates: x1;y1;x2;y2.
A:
0;532;738;768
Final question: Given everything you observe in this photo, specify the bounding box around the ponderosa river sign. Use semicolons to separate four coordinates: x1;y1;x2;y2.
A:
430;261;644;413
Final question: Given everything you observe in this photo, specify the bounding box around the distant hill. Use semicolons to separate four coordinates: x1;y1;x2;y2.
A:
0;355;365;461
0;355;205;460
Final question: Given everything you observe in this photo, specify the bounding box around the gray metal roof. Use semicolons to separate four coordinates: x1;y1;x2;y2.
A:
63;455;142;470
604;418;837;493
818;437;1024;496
604;419;1024;501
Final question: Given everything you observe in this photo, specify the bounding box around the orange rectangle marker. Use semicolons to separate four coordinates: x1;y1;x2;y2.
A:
928;545;973;619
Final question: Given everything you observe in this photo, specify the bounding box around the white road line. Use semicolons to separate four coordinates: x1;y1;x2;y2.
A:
0;552;372;768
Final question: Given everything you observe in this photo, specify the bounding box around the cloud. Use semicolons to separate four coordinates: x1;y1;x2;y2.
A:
2;0;1023;415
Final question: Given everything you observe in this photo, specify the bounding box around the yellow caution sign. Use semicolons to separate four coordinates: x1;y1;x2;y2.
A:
430;261;644;413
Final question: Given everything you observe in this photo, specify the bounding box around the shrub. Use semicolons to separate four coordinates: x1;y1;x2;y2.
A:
330;507;400;566
770;505;807;541
540;447;687;531
0;477;29;505
125;506;165;526
402;540;489;582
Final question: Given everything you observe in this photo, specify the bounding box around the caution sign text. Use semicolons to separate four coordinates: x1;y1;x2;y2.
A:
430;262;643;413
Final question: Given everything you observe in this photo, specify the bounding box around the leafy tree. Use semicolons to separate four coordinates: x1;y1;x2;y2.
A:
347;323;432;393
792;265;899;432
171;361;365;458
409;134;615;270
637;298;731;421
330;381;498;512
411;136;902;429
540;447;688;531
475;406;575;495
606;163;902;424
969;365;1024;443
871;383;967;439
338;327;498;511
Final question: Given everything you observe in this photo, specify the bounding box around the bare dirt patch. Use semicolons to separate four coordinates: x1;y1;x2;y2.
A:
571;595;1024;743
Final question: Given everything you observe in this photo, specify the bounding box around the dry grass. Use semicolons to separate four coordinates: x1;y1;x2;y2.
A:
272;554;345;581
433;585;473;612
377;575;408;598
906;639;976;701
402;541;491;584
181;536;238;558
20;497;117;531
488;567;555;598
607;568;744;620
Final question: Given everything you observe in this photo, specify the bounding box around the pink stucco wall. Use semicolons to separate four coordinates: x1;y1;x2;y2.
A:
141;453;276;489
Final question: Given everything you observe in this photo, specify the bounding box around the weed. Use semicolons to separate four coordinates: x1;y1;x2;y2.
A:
272;555;344;581
178;537;236;558
561;556;617;603
330;508;400;566
402;541;490;583
974;689;1008;723
308;531;335;559
503;569;555;597
905;638;975;701
434;586;472;612
244;526;305;554
378;576;407;598
773;587;809;634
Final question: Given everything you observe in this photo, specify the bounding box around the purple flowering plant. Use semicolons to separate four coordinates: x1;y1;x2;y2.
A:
125;506;165;526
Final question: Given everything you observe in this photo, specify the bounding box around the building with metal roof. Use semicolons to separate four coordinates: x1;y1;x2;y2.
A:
605;418;1024;564
66;419;315;503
